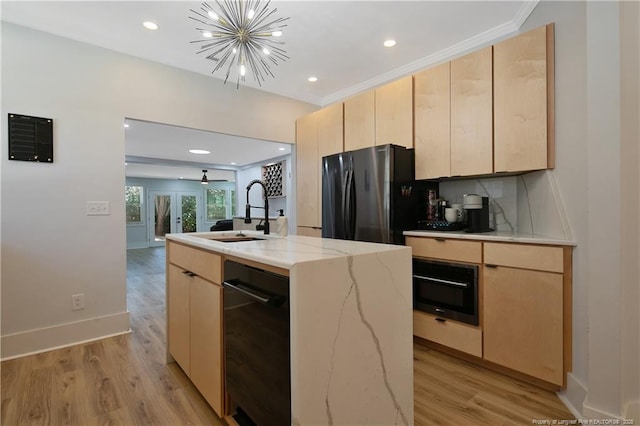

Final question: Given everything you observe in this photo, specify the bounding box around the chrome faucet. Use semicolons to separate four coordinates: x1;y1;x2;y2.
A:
245;179;270;235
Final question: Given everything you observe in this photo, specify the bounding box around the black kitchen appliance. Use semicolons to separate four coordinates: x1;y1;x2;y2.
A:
464;195;492;233
223;260;290;426
321;144;421;244
413;258;479;325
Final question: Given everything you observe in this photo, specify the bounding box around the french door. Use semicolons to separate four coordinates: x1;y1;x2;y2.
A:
148;191;201;246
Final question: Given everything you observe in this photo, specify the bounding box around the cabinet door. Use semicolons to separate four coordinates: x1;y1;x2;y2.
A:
483;265;564;385
296;112;320;227
450;47;493;176
318;102;344;158
190;277;224;417
494;24;554;172
344;90;375;151
375;76;413;148
414;62;451;179
167;264;191;375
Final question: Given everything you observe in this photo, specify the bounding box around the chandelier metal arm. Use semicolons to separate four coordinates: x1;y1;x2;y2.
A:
189;0;289;88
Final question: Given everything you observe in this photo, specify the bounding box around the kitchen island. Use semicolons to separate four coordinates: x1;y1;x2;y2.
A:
165;231;414;426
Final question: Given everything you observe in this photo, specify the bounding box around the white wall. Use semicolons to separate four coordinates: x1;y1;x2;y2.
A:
519;1;639;419
236;155;293;234
0;22;317;358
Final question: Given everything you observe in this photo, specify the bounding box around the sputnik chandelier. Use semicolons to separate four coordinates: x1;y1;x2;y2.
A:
189;0;289;88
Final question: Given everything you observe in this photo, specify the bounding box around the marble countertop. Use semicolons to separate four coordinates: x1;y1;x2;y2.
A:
403;230;576;246
166;230;409;270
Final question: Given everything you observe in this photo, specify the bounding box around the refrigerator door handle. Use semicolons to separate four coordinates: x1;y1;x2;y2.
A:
347;169;356;240
341;170;350;238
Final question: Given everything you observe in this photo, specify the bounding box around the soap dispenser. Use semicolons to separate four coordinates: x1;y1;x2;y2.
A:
276;209;288;236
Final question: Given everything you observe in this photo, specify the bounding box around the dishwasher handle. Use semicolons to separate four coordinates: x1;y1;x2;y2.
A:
223;279;285;307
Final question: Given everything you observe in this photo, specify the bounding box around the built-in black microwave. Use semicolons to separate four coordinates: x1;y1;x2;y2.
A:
413;258;479;326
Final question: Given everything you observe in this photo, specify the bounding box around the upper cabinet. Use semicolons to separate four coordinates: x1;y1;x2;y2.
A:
414;62;451;180
318;102;344;158
344;90;375;152
450;46;494;177
493;24;555;173
375;76;413;148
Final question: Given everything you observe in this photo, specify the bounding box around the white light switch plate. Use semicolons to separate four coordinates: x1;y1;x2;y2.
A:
87;201;110;215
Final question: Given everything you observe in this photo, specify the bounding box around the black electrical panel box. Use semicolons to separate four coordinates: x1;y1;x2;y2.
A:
8;113;54;163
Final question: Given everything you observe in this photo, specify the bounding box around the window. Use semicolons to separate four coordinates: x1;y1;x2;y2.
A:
206;184;237;221
125;186;143;224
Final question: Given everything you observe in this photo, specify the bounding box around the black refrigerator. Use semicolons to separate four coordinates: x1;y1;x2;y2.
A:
321;144;418;245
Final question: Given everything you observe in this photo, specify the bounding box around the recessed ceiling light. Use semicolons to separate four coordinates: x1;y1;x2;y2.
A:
143;21;159;30
278;147;286;151
308;76;318;82
231;162;237;165
179;177;184;180
124;123;130;128
383;39;397;48
189;149;211;155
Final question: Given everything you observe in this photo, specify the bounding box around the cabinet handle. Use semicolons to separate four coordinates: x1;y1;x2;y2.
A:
434;238;446;242
485;264;498;268
182;270;196;277
435;318;446;323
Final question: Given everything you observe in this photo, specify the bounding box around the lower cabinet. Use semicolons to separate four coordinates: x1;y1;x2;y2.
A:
413;311;482;357
167;242;224;417
483;265;564;385
483;242;568;386
409;237;572;388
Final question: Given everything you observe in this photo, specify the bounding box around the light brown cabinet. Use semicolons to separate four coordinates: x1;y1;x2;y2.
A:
450;46;494;176
296;103;344;234
344;90;375;151
167;264;191;373
483;242;570;387
407;236;572;388
167;242;224;417
414;62;451;180
375;76;413;148
493;24;555;173
296;111;320;229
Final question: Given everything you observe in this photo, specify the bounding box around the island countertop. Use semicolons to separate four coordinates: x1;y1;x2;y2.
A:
166;230;409;270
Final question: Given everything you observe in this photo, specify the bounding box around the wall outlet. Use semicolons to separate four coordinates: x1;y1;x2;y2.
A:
72;293;85;311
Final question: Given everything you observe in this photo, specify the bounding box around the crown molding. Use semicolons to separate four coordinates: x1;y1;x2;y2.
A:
320;0;540;107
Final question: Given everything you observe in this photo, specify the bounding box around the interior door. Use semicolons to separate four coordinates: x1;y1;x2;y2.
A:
148;191;176;246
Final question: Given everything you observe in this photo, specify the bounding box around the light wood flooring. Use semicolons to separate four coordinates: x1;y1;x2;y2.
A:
1;246;574;426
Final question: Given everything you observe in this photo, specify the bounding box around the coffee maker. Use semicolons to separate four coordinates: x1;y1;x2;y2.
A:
463;194;492;233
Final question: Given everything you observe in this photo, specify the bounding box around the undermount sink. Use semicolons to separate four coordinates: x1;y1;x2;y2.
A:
207;235;265;243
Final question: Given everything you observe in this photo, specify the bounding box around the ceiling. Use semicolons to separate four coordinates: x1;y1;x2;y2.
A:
124;118;291;181
1;1;537;180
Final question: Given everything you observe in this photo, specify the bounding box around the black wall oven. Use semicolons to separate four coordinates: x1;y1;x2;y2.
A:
413;258;479;326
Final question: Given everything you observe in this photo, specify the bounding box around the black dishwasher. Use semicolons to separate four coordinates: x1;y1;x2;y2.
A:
223;260;290;426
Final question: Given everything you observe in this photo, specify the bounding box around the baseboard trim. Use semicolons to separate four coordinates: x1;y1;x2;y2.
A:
558;372;587;418
1;311;130;360
583;401;623;420
127;242;150;249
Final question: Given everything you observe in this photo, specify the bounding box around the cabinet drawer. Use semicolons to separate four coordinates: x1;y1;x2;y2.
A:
406;237;482;263
413;311;482;357
484;242;563;273
169;242;222;284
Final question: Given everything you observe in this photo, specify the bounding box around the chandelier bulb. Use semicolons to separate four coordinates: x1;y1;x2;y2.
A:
207;11;218;20
248;9;255;19
240;64;246;76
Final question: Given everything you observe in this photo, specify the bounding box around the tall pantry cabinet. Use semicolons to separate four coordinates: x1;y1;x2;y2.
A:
295;103;344;236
